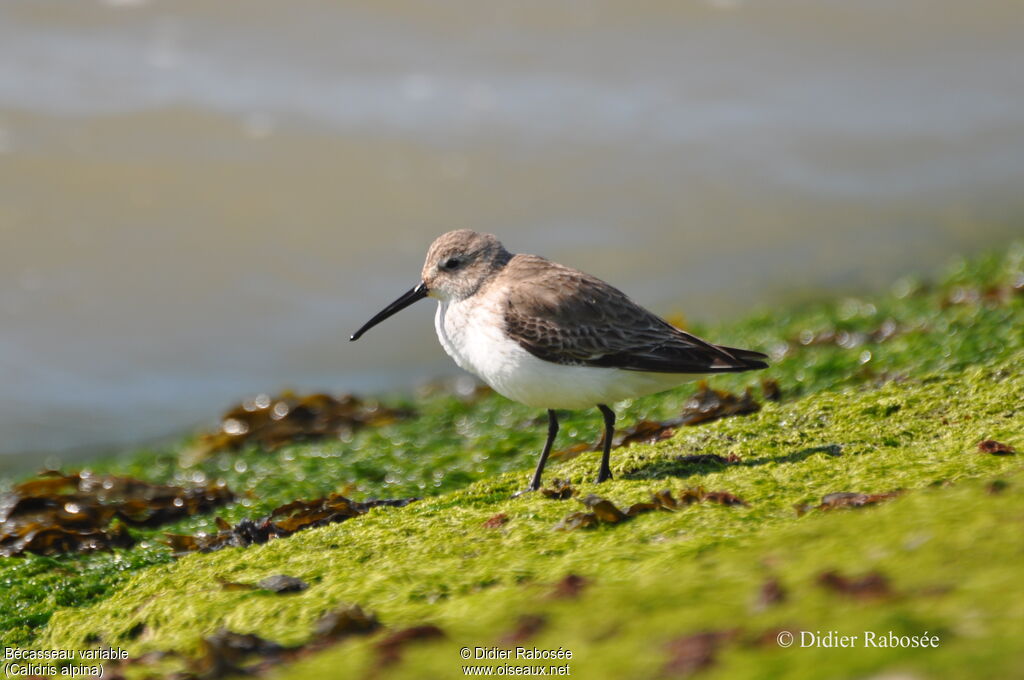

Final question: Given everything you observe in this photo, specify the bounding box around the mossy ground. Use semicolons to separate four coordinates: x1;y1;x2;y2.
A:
2;244;1023;679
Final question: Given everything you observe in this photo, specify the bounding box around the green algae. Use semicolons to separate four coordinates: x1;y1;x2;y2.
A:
31;357;1024;678
270;474;1024;680
2;243;1024;679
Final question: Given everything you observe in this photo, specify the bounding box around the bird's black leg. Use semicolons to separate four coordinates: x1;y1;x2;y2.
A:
528;409;559;491
596;404;615;483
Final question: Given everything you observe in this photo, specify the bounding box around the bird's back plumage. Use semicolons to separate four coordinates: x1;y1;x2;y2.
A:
500;254;767;375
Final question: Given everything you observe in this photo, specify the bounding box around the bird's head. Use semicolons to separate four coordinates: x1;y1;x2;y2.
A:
350;229;511;341
421;229;511;303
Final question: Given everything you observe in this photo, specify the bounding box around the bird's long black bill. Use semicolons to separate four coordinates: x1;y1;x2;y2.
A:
349;282;429;341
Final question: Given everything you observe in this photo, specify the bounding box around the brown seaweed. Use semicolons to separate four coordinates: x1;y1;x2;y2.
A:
482;513;509;529
186;390;413;461
499;614;547;644
795;490;903;516
581;494;627;523
674;486;749;507
0;471;233;557
313;604;381;639
540;478;576;500
679;382;761;426
703;490;748;507
977;439;1016;455
189;629;286;679
556;487;747;530
375;625;445;667
611;419;680;448
817;570;892;600
754;578;787;610
662;630;737;677
549;573;589;599
164;494;417;554
553;511;599;531
761;378;782;402
104;605;384;679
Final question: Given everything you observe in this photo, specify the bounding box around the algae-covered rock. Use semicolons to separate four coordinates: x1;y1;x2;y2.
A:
3;243;1024;679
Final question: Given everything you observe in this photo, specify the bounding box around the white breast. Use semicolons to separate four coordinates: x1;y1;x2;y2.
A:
433;298;696;410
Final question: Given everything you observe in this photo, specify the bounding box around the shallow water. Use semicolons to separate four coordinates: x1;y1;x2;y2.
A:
2;0;1023;464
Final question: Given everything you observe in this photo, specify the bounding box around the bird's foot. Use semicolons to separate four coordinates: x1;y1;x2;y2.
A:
512;486;539;498
595;470;613;484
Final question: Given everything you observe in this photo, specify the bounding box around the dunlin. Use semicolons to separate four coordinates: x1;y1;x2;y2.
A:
351;230;767;491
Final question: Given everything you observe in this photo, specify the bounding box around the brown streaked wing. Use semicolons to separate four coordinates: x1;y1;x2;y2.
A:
501;255;767;374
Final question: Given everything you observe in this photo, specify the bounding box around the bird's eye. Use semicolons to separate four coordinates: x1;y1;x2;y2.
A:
441;257;462;271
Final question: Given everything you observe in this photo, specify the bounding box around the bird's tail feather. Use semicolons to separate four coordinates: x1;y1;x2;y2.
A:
712;344;769;370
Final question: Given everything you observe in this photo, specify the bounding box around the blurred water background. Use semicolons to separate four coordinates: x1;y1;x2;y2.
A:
1;0;1023;468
